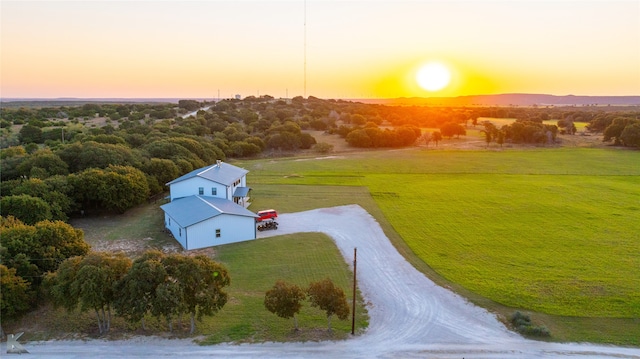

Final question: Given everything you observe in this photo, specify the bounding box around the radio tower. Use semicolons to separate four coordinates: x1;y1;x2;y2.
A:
304;0;307;98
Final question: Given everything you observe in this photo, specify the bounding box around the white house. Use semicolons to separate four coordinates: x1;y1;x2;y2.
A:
160;161;258;250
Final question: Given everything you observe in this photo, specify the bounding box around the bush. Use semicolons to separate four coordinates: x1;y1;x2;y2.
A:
314;142;334;154
510;311;551;337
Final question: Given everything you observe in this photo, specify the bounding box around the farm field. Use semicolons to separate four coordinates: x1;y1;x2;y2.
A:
236;147;640;344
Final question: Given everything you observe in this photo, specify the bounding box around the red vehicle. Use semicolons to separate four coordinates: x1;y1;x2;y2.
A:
256;209;278;222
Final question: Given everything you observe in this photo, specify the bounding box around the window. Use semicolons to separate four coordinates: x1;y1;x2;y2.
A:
211;187;217;196
198;187;204;195
179;228;182;237
215;229;221;238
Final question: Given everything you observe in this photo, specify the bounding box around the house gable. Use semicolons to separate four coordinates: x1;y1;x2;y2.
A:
161;196;257;228
161;196;259;250
166;161;248;187
166;161;249;201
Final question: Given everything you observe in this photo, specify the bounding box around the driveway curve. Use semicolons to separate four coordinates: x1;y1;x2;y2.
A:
9;205;640;358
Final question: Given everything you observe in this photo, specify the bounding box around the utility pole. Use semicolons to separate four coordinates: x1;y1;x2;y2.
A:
351;247;357;335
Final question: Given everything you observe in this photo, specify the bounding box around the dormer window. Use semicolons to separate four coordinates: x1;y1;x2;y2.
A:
198;187;204;195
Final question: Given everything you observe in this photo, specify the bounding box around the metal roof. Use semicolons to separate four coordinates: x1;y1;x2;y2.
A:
160;196;258;228
233;186;251;197
166;161;249;186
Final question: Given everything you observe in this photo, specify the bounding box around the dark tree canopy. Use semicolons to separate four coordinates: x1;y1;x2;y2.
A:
307;278;350;331
264;280;306;330
0;264;33;322
0;194;52;225
620;122;640;147
48;252;132;334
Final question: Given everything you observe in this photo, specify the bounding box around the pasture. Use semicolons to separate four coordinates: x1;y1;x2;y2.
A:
237;147;640;344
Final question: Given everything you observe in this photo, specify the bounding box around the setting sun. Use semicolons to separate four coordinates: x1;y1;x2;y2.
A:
416;62;451;92
1;1;638;99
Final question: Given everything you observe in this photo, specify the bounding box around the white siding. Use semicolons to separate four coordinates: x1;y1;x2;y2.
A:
185;215;257;250
164;212;187;249
170;177;227;201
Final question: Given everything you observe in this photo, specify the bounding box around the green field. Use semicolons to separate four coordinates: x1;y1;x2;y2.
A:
235;147;640;344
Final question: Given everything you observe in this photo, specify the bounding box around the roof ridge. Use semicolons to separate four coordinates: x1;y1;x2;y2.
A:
197;164;218;176
197;195;222;212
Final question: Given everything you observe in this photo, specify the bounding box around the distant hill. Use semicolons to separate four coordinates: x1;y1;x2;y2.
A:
354;94;640;107
0;98;185;107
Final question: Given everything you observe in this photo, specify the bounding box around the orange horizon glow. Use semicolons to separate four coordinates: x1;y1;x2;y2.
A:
1;1;638;99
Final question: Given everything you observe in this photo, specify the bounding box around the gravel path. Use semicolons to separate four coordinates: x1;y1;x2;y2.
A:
6;205;639;358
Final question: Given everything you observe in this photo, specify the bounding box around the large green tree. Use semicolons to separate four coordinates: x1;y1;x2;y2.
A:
620;122;640;147
306;278;350;332
49;252;132;335
15;149;69;178
440;122;466;139
34;220;90;273
0;217;89;285
603;118;635;145
9;178;74;221
69;165;149;213
0;264;33;336
432;131;442;146
19;124;43;144
142;158;180;188
56;141;142;172
114;250;167;330
0;194;52;225
0;216;39;281
163;254;230;334
264;280;306;330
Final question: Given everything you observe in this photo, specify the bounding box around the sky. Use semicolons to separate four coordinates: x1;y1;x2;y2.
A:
1;0;639;99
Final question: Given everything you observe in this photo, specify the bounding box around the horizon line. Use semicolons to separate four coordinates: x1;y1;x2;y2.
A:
2;93;640;102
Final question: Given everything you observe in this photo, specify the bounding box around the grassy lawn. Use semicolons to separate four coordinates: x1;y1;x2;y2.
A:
235;147;640;345
374;173;639;317
199;233;368;344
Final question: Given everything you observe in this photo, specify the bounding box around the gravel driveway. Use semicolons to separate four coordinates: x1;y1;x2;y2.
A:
6;205;640;358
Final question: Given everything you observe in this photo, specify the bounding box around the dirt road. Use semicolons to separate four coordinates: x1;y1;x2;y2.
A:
6;205;640;358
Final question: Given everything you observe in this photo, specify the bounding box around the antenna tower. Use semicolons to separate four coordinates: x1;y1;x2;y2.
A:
304;0;307;98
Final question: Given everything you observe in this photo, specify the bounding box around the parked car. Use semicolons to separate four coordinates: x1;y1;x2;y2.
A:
256;209;278;222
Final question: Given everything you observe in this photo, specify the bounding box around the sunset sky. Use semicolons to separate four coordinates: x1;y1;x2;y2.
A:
2;0;639;100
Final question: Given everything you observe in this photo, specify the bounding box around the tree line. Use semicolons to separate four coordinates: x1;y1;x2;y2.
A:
45;250;230;335
0;215;90;335
1;213;225;336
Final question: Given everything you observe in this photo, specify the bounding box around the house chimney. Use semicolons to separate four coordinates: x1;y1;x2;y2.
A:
216;160;222;167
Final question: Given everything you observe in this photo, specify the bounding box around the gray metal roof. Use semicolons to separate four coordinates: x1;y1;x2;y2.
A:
166;161;249;186
160;196;258;228
233;186;251;197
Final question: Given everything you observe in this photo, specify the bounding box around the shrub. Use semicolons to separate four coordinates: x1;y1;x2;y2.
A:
314;142;334;154
510;311;551;337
